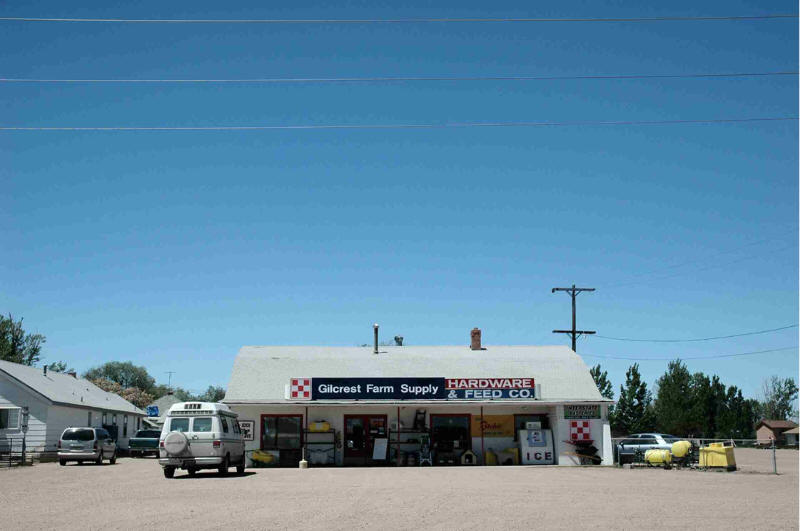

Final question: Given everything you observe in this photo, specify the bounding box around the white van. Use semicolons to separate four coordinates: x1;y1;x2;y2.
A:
159;402;246;478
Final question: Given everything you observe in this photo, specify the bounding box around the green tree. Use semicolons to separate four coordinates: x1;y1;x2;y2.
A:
90;377;154;409
197;385;226;402
653;360;696;436
83;361;156;392
0;314;46;366
758;376;799;420
715;386;759;439
590;364;614;399
612;363;655;434
47;360;73;373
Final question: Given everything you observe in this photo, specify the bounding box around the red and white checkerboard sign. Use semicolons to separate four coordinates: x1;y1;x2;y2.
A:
290;378;312;400
570;420;591;441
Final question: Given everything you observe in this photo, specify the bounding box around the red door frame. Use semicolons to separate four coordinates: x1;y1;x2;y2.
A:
343;414;388;461
259;414;304;450
430;413;473;452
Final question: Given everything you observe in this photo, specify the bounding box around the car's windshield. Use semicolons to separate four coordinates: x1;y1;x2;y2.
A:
62;428;94;441
170;418;190;432
135;430;160;438
193;417;213;432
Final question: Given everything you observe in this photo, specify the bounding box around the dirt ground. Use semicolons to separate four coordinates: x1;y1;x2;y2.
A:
2;449;797;530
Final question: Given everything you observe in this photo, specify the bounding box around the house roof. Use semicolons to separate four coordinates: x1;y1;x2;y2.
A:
224;345;609;403
784;427;800;435
756;419;799;430
0;359;145;415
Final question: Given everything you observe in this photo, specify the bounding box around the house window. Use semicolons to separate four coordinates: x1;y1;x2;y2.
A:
102;413;107;425
123;415;128;437
261;415;302;450
0;407;21;430
112;414;117;426
87;411;92;426
136;417;140;430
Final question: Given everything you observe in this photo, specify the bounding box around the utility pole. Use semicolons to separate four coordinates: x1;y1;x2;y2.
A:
552;284;596;352
166;371;175;391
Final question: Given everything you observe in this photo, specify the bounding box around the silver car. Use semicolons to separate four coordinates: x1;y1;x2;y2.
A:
615;433;679;464
58;427;117;466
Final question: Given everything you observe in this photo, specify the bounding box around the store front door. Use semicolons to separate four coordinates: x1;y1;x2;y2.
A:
343;415;387;466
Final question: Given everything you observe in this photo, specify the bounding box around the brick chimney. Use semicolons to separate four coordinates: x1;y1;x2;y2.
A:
470;328;482;350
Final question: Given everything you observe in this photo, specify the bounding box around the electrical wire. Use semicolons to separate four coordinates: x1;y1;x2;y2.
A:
595;324;798;343
581;345;798;361
0;14;796;24
1;71;795;84
1;116;796;131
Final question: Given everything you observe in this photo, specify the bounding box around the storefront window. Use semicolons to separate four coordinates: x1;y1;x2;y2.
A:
431;415;471;453
513;414;549;441
261;415;302;450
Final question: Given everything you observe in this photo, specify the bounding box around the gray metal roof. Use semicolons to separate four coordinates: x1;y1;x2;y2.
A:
0;360;145;415
225;345;609;403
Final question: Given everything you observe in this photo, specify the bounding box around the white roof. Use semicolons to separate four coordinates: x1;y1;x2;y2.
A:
0;360;145;415
166;402;236;415
224;345;608;404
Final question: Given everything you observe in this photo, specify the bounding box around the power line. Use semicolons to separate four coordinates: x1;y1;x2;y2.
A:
0;14;796;24
1;116;796;132
595;324;798;343
2;71;795;84
582;345;798;361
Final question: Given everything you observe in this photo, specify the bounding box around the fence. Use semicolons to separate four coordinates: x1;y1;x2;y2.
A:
611;436;795;474
0;437;28;468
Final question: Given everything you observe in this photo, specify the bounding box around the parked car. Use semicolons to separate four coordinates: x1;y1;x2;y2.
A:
615;433;680;464
159;402;246;478
58;427;117;466
129;429;161;457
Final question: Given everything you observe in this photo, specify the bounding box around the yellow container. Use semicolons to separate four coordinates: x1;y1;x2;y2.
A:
644;449;672;466
699;443;736;470
671;440;692;459
485;449;498;466
309;421;331;432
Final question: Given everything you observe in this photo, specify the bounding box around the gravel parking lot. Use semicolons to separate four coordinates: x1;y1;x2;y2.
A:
2;449;797;530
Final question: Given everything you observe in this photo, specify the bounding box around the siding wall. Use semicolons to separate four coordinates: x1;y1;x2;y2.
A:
0;372;50;453
46;406;142;451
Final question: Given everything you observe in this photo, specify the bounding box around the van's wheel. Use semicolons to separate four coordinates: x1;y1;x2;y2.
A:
236;458;245;475
96;451;104;465
109;452;117;465
163;466;175;478
59;459;66;466
188;467;197;476
218;455;229;476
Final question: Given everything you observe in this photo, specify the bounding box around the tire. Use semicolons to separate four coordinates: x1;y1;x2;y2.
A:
59;459;66;466
188;467;197;477
131;450;138;458
236;461;245;475
163;466;175;479
218;455;229;476
109;452;116;465
78;461;84;465
96;451;103;465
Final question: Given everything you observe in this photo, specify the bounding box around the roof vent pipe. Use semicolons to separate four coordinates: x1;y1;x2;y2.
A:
373;323;379;354
43;365;47;376
470;328;482;350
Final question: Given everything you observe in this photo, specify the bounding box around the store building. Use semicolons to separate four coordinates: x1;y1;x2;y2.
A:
224;330;613;467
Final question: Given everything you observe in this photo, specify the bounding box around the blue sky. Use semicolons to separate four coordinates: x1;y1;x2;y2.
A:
2;0;797;399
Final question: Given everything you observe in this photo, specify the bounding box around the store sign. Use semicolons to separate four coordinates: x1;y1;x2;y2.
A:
564;404;601;419
289;377;536;401
470;415;515;437
238;420;254;441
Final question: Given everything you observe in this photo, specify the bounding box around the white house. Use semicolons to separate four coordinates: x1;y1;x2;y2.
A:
0;360;146;459
223;330;613;468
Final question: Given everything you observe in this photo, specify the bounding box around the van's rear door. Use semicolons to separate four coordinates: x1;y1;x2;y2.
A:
61;428;96;453
189;417;218;458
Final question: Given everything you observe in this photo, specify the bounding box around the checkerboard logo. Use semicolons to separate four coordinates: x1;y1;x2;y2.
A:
570;420;591;441
290;378;312;400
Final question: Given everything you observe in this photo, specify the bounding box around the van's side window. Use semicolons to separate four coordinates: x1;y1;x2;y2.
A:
233;421;240;435
221;417;229;434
